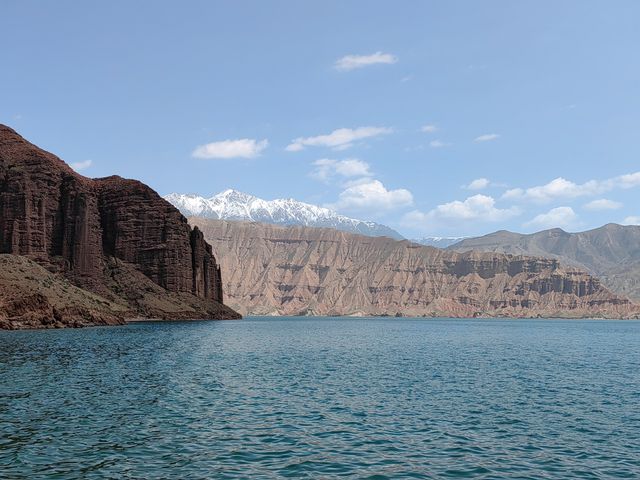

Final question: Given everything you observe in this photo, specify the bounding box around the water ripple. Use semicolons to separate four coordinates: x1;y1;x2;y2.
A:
1;317;639;478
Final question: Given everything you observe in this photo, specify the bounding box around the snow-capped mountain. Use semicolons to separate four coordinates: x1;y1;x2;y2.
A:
165;189;404;240
410;236;467;248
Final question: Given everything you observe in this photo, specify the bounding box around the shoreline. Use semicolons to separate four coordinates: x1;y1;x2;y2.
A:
2;315;637;332
125;314;637;322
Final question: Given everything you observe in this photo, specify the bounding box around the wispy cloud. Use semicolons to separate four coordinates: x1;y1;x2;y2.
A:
421;124;437;133
192;138;268;159
503;172;640;203
474;133;500;142
328;179;413;213
584;199;623;211
623;216;640;225
465;178;490;190
429;140;451;148
70;160;92;172
310;158;372;182
524;206;578;230
286;126;392;152
334;52;398;71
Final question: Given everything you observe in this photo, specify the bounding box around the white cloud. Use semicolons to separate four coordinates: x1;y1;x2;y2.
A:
421;124;437;133
334;52;398;71
618;172;640;188
310;158;372;182
474;133;500;142
403;194;520;229
429;140;450;148
524;206;578;230
70;160;92;172
429;195;519;221
286;126;392;152
623;216;640;225
584;199;623;211
465;178;490;190
502;171;640;204
328;179;413;212
193;138;268;159
503;178;599;203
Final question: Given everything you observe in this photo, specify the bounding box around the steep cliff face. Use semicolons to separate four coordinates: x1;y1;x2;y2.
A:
0;130;100;279
191;218;638;318
0;124;238;327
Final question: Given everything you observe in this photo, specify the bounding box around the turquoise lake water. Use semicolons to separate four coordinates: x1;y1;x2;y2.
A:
1;317;639;479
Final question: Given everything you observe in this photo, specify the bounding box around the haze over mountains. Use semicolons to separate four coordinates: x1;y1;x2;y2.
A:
451;224;640;301
165;190;404;239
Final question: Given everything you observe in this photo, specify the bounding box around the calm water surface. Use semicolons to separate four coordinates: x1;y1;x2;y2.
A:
1;317;639;479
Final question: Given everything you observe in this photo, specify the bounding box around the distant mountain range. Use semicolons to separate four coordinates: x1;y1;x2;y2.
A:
165;190;404;239
451;223;640;301
166;191;640;305
411;237;467;248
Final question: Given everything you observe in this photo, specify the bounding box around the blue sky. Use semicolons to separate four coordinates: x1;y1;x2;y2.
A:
2;1;640;237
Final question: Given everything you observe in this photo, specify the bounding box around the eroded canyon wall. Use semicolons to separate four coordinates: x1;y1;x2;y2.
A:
191;218;637;319
0;124;238;326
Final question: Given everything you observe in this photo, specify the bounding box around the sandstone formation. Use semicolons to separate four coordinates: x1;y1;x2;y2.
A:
0;124;240;328
451;224;640;301
191;218;639;318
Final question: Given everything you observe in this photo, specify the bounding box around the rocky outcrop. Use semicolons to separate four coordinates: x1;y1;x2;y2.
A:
191;218;639;318
0;124;239;328
0;254;126;330
96;175;223;301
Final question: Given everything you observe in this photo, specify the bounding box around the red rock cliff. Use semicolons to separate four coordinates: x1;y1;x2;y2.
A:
0;124;235;321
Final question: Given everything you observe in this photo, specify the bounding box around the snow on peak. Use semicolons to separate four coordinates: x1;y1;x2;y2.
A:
410;236;467;248
164;190;404;239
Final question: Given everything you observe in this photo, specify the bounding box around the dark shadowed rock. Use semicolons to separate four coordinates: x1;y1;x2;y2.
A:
0;124;239;328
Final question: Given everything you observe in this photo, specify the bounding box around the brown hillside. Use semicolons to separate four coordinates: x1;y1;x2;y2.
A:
191;218;638;319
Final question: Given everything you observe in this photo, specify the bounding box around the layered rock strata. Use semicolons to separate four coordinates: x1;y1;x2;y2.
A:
191;218;638;319
0;125;239;328
451;224;640;302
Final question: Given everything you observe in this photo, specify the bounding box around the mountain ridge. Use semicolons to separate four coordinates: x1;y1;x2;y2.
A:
165;190;404;239
451;223;640;301
411;236;467;248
